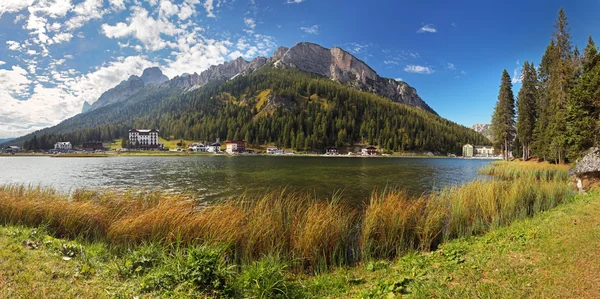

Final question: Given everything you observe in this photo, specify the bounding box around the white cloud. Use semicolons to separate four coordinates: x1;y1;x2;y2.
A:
511;60;523;84
102;7;183;51
300;25;318;35
29;0;73;18
0;0;34;16
159;0;179;18
52;32;73;44
446;63;456;70
395;78;403;82
0;61;6;66
417;24;437;33
108;0;126;11
344;42;368;55
384;60;399;65
6;41;23;51
204;0;215;17
404;65;434;74
286;0;305;3
244;18;256;30
65;0;105;30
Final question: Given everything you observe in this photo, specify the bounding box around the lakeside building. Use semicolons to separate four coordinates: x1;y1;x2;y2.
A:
54;142;72;151
266;146;285;155
206;142;221;153
326;148;340;155
82;141;104;151
128;129;163;150
225;140;245;154
462;144;494;157
361;146;378;156
2;146;21;154
188;143;208;152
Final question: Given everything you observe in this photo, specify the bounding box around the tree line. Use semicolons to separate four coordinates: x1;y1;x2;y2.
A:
16;60;488;154
492;8;600;163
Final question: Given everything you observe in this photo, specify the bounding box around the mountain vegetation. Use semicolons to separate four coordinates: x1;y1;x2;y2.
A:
493;8;600;163
11;66;487;154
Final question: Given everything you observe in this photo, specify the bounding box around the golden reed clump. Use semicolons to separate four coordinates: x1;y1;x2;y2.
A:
0;169;573;271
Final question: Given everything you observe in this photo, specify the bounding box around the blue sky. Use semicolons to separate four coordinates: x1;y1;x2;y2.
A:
1;0;599;138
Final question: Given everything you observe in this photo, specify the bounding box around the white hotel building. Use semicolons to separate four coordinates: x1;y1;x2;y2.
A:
128;129;162;150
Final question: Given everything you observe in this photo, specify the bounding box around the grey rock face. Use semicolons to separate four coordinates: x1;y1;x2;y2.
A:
89;75;145;111
272;42;436;114
81;101;92;113
140;67;169;85
162;56;267;90
574;148;600;175
471;124;493;141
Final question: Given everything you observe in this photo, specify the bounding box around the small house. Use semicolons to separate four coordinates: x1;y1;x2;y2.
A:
226;140;245;154
188;143;207;152
206;142;221;153
54;142;72;151
463;144;494;157
361;146;378;156
3;146;21;154
82;141;104;151
266;146;279;154
326;148;339;155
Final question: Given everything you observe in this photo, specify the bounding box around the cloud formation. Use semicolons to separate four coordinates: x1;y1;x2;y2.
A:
300;25;318;35
404;65;434;74
417;24;437;33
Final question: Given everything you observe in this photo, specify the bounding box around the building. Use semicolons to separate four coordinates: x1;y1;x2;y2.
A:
3;146;21;154
82;141;104;151
361;146;378;156
326;148;340;155
128;129;162;150
54;142;72;151
225;140;245;154
462;144;494;157
266;146;284;155
206;142;221;153
188;143;207;152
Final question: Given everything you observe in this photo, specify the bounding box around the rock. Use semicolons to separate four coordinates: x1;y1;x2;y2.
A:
81;101;92;113
571;147;600;193
471;123;493;141
140;67;168;85
272;42;436;114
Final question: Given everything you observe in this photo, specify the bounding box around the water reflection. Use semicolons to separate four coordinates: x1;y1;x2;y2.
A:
0;156;495;205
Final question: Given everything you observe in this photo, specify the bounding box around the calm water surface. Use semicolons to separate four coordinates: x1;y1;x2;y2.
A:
0;156;494;204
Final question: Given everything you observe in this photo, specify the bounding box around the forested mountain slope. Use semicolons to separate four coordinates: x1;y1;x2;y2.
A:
7;67;488;154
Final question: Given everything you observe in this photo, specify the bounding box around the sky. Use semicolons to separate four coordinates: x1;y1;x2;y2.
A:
1;0;600;139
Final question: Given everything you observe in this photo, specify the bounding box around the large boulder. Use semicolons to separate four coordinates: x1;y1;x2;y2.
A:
570;147;600;193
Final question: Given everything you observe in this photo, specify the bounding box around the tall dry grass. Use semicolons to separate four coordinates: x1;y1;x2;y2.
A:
0;162;574;271
479;161;570;181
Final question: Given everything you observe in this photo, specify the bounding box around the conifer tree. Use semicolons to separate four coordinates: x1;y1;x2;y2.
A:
516;62;538;160
566;36;599;160
491;70;516;161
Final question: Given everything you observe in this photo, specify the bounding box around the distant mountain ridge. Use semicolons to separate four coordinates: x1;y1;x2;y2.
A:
82;42;435;115
471;123;493;141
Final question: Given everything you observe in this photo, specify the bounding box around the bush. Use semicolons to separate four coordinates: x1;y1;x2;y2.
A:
234;256;303;299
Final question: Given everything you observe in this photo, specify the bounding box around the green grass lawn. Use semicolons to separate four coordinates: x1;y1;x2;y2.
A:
1;191;599;298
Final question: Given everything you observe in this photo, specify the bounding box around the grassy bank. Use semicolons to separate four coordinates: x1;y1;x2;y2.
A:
0;161;582;297
1;190;597;297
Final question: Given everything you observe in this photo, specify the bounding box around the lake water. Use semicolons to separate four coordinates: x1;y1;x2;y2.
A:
0;156;494;205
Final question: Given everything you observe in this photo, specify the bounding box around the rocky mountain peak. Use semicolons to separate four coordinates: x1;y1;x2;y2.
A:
140;67;168;85
271;42;436;114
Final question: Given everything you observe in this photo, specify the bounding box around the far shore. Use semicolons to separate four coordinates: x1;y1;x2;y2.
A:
0;151;501;159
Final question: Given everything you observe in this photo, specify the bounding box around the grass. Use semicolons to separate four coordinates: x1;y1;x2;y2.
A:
0;161;590;297
479;160;570;181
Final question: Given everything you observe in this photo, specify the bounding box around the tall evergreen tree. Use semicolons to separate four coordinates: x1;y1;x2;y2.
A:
547;8;576;163
566;36;600;160
516;62;538;160
491;70;516;161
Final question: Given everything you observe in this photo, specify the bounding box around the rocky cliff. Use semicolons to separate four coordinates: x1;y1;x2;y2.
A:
161;56;267;90
272;42;436;114
82;67;169;113
471;123;493;141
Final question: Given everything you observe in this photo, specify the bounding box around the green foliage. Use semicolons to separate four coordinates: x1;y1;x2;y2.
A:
234;256;304;299
491;69;516;160
141;245;233;296
360;277;413;298
11;67;487;154
517;62;538;160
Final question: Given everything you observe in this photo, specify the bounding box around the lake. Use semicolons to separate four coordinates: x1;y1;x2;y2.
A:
0;156;494;205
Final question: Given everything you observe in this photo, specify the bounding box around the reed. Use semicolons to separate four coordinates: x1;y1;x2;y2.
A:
479;161;570;181
0;163;575;271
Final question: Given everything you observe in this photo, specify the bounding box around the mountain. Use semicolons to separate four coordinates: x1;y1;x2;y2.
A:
82;67;169;113
471;124;493;141
273;42;436;114
6;42;489;153
0;138;15;145
140;67;169;85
